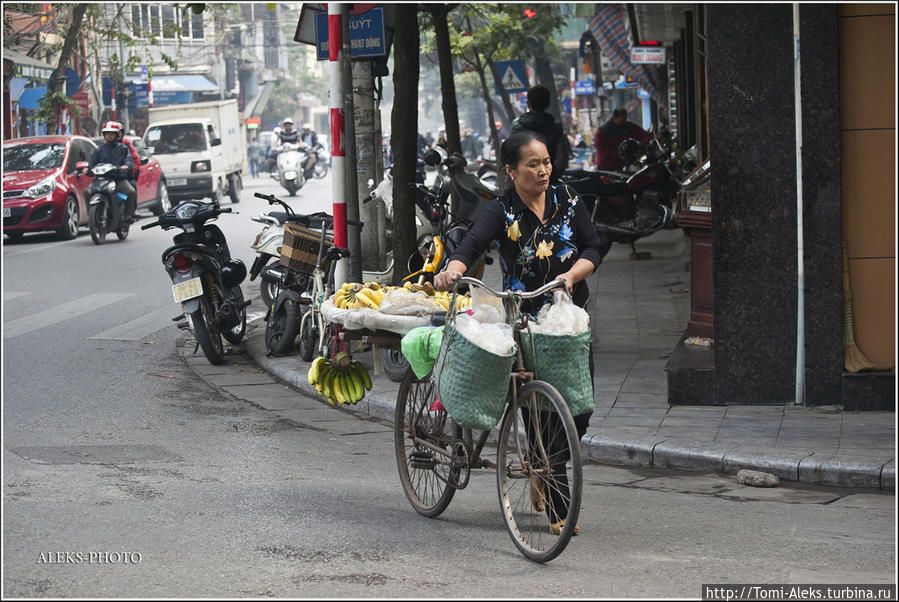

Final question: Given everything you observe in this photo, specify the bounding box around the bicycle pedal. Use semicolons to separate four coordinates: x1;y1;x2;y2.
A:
176;321;191;331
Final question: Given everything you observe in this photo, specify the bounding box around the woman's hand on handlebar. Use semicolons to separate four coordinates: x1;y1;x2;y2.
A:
434;259;467;292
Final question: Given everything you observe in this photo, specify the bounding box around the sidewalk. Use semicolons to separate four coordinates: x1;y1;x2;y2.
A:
207;230;896;490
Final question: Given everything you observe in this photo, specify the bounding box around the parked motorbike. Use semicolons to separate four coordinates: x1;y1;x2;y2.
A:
86;163;131;245
141;200;250;365
249;210;290;308
312;142;330;179
561;135;680;258
273;142;307;196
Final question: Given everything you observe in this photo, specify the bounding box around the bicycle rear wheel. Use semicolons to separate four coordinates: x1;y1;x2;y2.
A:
394;366;457;518
496;380;583;563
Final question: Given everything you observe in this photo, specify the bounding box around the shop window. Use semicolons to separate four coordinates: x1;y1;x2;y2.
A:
162;6;176;39
149;6;160;37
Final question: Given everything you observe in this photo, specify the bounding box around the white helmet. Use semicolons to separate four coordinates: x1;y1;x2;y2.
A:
283;117;294;126
274;126;282;135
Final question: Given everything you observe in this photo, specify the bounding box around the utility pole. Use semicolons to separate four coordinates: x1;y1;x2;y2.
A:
353;58;380;271
117;5;130;132
341;13;361;283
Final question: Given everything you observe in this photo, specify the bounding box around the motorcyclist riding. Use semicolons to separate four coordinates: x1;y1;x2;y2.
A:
89;121;137;223
278;118;300;145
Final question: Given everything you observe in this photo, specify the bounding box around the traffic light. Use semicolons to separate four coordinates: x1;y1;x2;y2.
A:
523;8;536;18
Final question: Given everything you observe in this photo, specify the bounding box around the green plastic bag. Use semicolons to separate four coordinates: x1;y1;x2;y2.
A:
400;326;444;379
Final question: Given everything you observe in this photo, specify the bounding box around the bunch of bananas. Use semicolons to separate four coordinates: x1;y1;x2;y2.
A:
307;351;372;405
401;280;472;311
333;281;387;310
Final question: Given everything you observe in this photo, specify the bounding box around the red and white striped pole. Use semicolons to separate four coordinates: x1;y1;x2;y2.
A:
328;3;348;287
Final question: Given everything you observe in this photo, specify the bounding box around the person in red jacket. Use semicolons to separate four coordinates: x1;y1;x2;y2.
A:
593;107;651;171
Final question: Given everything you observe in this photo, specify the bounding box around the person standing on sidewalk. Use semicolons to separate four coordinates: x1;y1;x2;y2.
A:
594;107;651;171
510;84;571;183
248;138;262;178
434;130;602;535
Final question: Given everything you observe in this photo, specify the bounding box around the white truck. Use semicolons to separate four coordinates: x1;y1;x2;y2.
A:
144;99;246;205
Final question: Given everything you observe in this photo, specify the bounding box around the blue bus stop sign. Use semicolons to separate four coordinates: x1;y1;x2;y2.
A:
316;8;386;60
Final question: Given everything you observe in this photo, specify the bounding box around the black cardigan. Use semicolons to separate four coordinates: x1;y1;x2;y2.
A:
448;183;602;314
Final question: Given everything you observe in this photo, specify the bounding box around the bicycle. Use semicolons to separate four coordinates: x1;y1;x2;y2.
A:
393;276;583;563
253;192;357;360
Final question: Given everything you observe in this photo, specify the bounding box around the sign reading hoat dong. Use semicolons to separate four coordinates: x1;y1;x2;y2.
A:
493;60;528;95
316;8;386;60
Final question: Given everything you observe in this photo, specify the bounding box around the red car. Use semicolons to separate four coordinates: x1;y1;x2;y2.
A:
3;135;97;241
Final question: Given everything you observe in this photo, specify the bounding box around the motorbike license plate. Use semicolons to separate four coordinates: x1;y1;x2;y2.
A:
169;178;187;187
2;207;10;218
172;277;203;303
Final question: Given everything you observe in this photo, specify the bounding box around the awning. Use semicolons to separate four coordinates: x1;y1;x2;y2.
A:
3;49;55;82
17;87;47;110
145;74;218;92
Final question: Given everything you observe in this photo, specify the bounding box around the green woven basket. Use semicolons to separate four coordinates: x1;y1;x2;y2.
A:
520;330;594;416
433;324;515;430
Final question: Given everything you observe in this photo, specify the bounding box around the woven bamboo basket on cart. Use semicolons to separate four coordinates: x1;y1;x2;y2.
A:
279;223;330;275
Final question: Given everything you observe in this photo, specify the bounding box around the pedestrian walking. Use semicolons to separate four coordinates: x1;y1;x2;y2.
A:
248;138;262;178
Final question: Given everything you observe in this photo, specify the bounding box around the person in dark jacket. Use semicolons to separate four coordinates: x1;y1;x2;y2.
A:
434;130;602;535
510;85;571;183
593;107;651;171
89;121;136;223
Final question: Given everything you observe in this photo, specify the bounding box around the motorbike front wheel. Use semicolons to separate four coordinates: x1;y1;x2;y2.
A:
116;218;130;241
265;297;299;356
285;181;297;196
313;161;328;179
191;295;225;365
88;203;108;245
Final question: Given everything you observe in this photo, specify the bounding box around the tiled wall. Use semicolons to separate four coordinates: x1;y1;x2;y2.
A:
839;3;896;369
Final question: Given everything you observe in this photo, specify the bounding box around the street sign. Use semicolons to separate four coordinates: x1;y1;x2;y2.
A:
246;117;260;130
315;8;386;60
630;47;666;64
574;80;595;95
494;60;527;95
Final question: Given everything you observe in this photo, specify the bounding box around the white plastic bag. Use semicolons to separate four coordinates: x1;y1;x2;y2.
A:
469;286;505;324
455;313;514;356
530;290;590;335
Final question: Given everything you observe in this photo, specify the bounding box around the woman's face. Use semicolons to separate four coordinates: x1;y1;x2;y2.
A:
506;140;551;198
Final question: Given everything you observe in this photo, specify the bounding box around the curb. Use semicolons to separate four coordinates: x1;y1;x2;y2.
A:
179;326;895;491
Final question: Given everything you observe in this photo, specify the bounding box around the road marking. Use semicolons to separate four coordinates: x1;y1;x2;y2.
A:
2;291;29;302
2;237;84;258
87;304;183;341
3;292;136;339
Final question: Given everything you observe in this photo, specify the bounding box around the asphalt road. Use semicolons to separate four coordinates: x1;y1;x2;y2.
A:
2;173;895;598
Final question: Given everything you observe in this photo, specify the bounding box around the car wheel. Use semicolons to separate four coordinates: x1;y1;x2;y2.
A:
55;196;79;240
228;174;241;204
151;180;171;216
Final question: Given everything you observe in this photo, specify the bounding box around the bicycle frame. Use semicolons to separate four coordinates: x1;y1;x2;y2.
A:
406;276;568;485
297;222;341;359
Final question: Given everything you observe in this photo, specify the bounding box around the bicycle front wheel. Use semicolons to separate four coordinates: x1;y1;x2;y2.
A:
496;380;583;563
394;367;457;518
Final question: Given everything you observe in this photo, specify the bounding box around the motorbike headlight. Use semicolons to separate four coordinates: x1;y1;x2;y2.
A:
25;176;56;199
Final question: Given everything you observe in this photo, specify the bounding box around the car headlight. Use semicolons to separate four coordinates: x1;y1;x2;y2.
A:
25;177;56;199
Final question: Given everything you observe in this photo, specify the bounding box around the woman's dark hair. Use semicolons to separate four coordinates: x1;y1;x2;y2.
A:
500;130;549;170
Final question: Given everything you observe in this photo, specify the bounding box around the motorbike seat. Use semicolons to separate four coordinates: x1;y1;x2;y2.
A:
265;211;292;224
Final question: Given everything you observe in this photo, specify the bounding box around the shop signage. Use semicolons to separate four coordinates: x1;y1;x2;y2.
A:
574;80;595;95
246;117;260;130
630;47;666;64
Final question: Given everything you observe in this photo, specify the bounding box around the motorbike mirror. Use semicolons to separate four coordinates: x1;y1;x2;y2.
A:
210;137;222;146
74;161;89;174
367;178;374;188
422;148;442;167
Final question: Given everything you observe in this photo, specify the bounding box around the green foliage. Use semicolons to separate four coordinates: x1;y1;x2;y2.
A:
33;90;82;129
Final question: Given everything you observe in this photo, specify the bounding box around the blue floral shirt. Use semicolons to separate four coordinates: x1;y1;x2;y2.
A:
448;184;603;313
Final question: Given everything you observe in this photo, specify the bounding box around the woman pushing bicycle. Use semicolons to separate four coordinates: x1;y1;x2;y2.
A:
434;129;603;535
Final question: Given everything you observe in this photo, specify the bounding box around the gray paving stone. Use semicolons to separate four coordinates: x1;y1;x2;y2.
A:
204;372;276;386
798;452;893;488
585;433;670;467
222;382;301;398
881;460;894;491
655;426;719;439
601;415;666;428
607;406;670;418
660;416;723;427
716;427;780;438
722;406;786;417
666;406;727;416
721;445;814;481
613;392;670;407
653;438;742;472
714;437;779;448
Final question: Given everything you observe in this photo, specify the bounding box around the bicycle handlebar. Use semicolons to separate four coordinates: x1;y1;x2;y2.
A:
454;276;566;300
